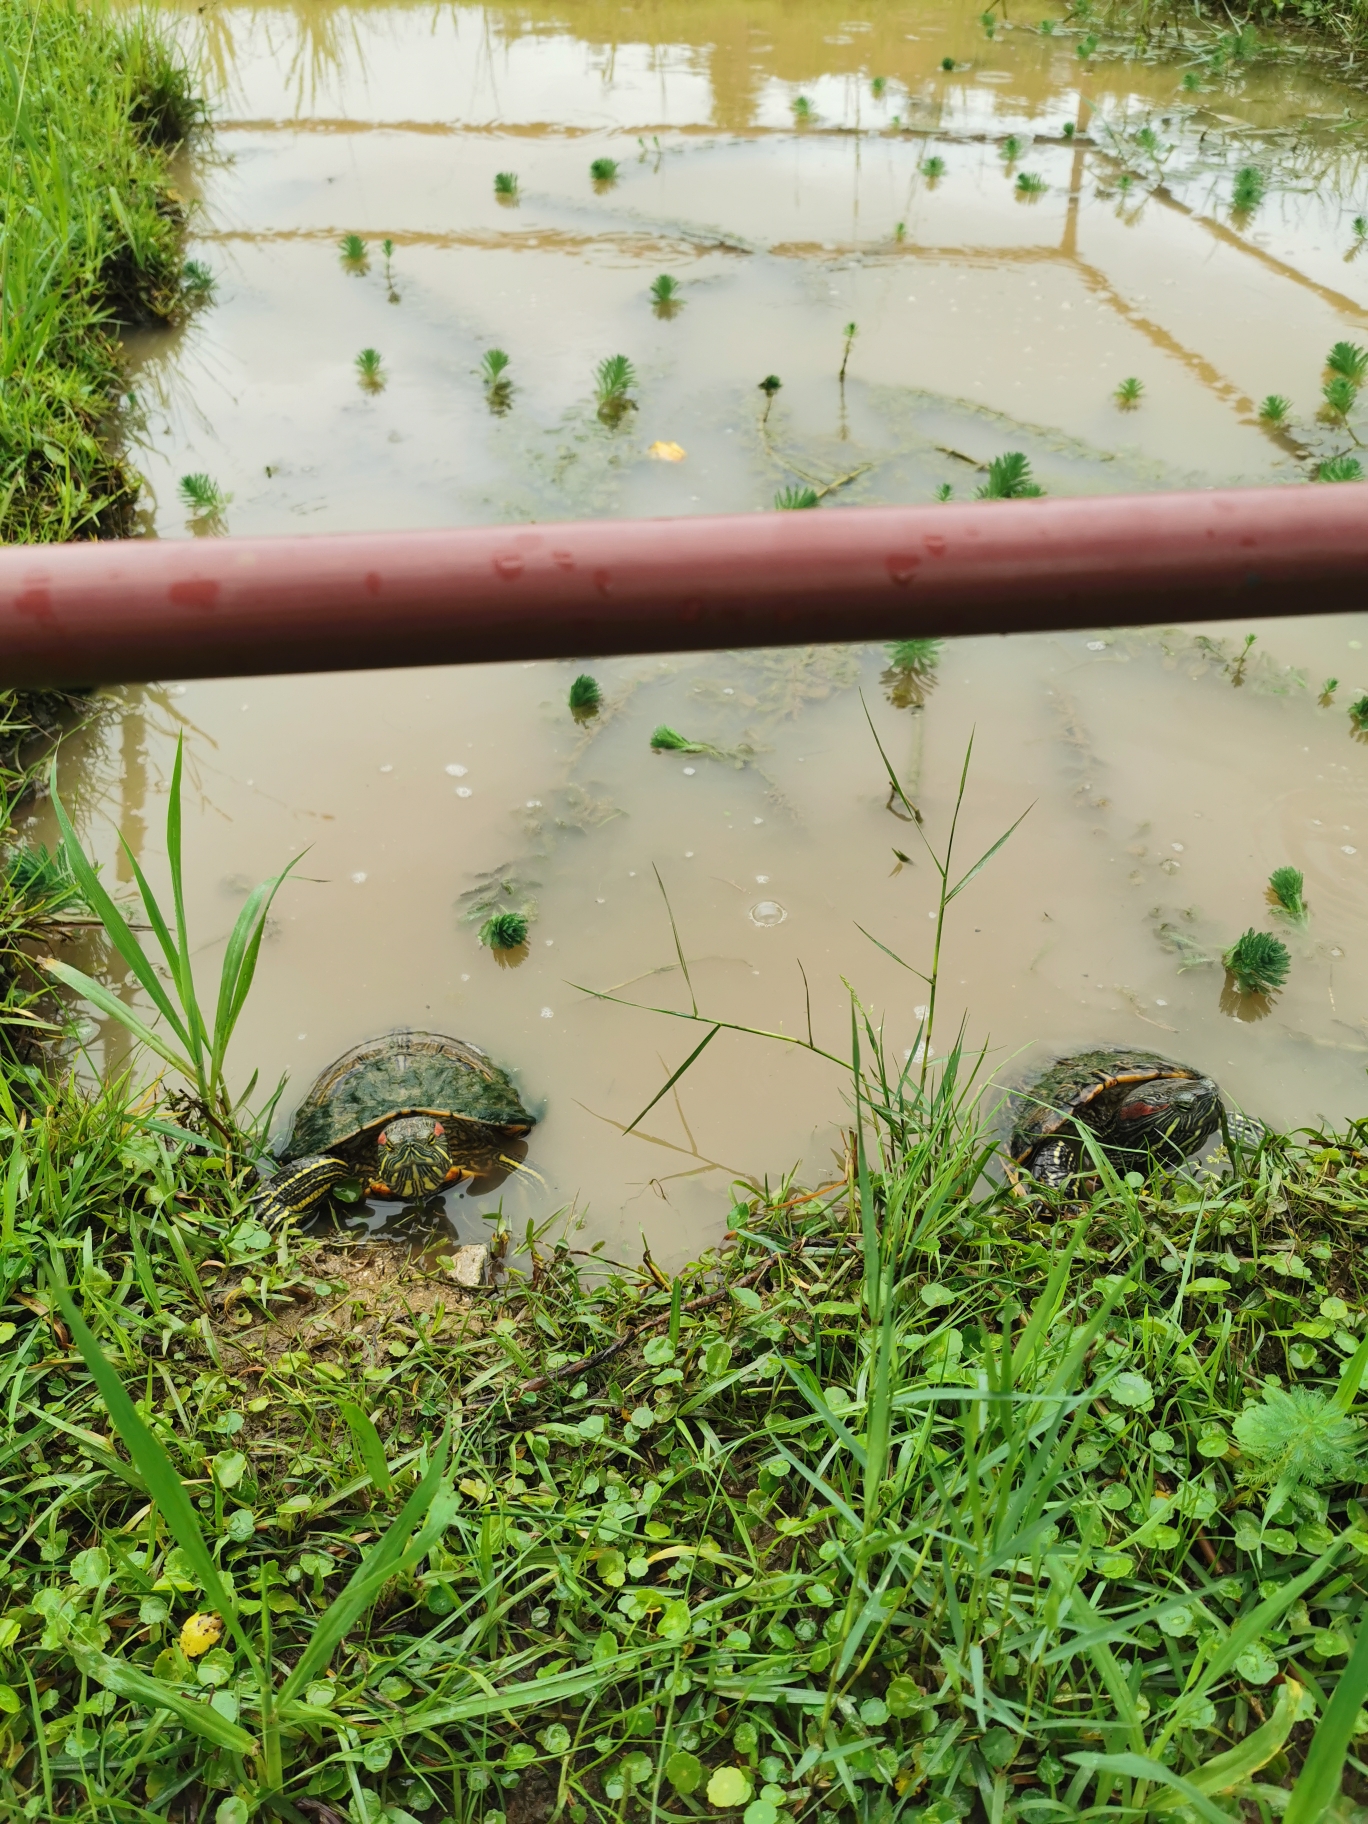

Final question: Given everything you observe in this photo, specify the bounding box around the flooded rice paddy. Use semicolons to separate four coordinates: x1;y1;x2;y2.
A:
48;0;1368;1257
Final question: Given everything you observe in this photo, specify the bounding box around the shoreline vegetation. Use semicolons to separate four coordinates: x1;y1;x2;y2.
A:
7;5;1368;1823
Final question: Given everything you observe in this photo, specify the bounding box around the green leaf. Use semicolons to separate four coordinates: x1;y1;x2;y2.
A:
70;1548;109;1589
1066;1753;1230;1824
1285;1627;1368;1824
657;1599;691;1642
1154;1679;1301;1808
70;1646;253;1754
211;1451;247;1491
707;1766;753;1809
339;1401;393;1496
666;1751;704;1795
39;960;197;1079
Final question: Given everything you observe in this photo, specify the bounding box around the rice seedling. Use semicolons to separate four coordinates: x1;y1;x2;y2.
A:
177;472;228;514
1114;374;1144;405
775;485;820;508
791;94;814;121
1232;165;1266;212
568;673;602;718
354;347;384;391
1319;454;1364;480
941;53;956;68
1327;340;1368;386
479;910;530;950
976;450;1044;498
649;273;682;316
338;231;368;269
838;320;858;383
1016;170;1047;195
921;154;946;178
493;170;519;200
1350;692;1368;730
595;353;637;425
1259;392;1291;425
590;156;619;185
1269;864;1309;925
1223;926;1291;995
1321;676;1339;703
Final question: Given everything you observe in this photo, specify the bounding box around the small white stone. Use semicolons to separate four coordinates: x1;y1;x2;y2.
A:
380;764;393;773
1086;640;1105;650
445;763;468;776
1171;842;1184;852
1155;998;1168;1007
683;766;696;775
526;799;542;808
753;817;764;825
350;871;367;884
540;1006;554;1019
756;874;770;883
456;787;473;798
684;851;694;858
1344;845;1358;855
545;938;554;946
461;972;470;981
297;1032;307;1040
596;897;606;904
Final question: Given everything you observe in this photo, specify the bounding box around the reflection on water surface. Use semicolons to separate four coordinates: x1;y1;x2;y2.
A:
59;0;1368;1254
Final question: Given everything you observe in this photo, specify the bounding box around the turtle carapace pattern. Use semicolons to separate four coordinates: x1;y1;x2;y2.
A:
1009;1047;1221;1186
255;1031;534;1222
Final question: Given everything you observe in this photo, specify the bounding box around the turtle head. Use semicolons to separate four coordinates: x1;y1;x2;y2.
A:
1112;1074;1221;1164
373;1115;454;1200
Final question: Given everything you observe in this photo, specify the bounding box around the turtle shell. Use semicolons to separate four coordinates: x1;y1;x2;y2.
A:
282;1030;533;1160
1009;1047;1205;1164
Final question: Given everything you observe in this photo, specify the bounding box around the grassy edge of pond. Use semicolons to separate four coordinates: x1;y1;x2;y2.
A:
0;0;202;549
5;741;1368;1824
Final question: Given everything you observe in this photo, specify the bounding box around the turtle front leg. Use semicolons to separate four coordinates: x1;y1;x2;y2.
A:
254;1154;355;1224
1027;1137;1076;1187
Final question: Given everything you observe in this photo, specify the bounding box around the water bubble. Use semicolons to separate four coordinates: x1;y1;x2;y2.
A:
379;764;393;773
461;972;471;981
445;763;468;777
756;874;770;884
1155;998;1168;1007
1344;845;1358;855
350;871;367;884
526;799;542;808
297;1032;307;1041
1171;843;1184;852
1086;640;1105;651
683;766;696;776
456;787;473;799
753;817;764;825
540;1006;554;1019
749;900;787;927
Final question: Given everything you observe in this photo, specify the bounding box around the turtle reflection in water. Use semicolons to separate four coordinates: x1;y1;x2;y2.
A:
1009;1047;1221;1187
255;1031;535;1223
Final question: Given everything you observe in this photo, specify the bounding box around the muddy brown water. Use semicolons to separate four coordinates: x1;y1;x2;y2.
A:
43;0;1368;1258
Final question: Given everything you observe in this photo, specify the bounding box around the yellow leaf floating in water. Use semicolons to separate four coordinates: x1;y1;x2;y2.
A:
178;1611;223;1658
647;441;686;462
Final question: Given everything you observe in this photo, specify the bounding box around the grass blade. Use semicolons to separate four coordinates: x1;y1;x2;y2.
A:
70;1645;254;1754
339;1400;393;1496
39;959;197;1078
624;1023;721;1135
1284;1627;1368;1824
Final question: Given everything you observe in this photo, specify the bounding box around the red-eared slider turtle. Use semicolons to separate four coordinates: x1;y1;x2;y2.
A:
1009;1047;1220;1186
256;1031;534;1222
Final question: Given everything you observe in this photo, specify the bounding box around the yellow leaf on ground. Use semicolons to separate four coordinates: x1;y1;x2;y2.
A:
647;441;686;461
178;1612;223;1658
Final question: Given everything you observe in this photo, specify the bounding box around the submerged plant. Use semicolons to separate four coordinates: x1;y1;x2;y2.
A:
338;231;368;269
776;485;820;509
1231;166;1265;213
595;354;637;425
1319;455;1364;481
976;451;1044;499
354;347;384;391
480;910;530;951
494;170;519;201
1258;393;1291;426
590;157;619;185
839;321;858;383
791;95;814;121
177;473;228;514
649;273;682;316
182;259;214;300
481;347;513;413
1321;676;1339;704
1016;171;1046;196
1268;865;1308;925
922;155;946;179
888;637;943;671
1223;927;1290;996
1350;693;1368;731
1114;375;1143;406
569;674;602;717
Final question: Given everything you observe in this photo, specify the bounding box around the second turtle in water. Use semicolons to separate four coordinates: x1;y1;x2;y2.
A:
1010;1047;1221;1185
256;1030;534;1222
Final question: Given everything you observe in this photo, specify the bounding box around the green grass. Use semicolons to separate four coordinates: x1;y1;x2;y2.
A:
0;0;200;545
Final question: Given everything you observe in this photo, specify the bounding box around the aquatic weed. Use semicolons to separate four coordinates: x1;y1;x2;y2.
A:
1322;676;1340;704
1319;454;1364;480
1231;166;1265;213
480;910;530;950
1223;927;1290;995
590;156;619;186
758;373;782;423
1114;375;1143;406
887;637;943;671
1269;865;1309;925
934;481;953;500
1076;31;1099;56
1327;340;1368;386
941;54;956;69
838;320;857;383
481;347;513;414
1350;693;1368;731
1001;134;1023;161
338;231;368;268
177;473;228;515
776;486;820;509
1016;171;1047;196
649;273;682;316
595;354;637;425
182;259;214;299
493;170;519;201
1321;377;1359;435
354;347;384;391
921;154;946;179
1259;393;1291;425
976;451;1044;498
791;94;814;121
569;674;602;718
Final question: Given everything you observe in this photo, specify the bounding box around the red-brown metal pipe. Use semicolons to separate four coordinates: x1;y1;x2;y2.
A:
2;484;1367;688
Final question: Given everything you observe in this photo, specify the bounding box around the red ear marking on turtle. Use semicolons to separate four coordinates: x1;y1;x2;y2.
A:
369;1179;391;1196
377;1129;388;1146
433;1121;445;1136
